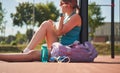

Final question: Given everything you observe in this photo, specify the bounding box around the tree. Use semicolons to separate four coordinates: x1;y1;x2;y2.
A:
88;2;105;39
5;35;16;44
11;2;59;27
26;29;34;42
15;31;26;44
0;2;3;25
35;2;59;26
11;2;34;27
0;2;5;36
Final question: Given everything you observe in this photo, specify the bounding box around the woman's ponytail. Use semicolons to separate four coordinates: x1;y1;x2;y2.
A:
72;0;79;14
73;5;80;14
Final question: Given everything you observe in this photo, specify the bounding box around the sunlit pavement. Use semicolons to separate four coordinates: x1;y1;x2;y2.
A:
0;56;120;73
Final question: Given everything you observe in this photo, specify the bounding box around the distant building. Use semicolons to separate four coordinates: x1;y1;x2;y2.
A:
93;22;120;42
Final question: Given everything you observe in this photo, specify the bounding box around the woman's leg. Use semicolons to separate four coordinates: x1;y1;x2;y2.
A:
45;21;58;49
0;21;57;62
0;50;40;62
25;21;58;50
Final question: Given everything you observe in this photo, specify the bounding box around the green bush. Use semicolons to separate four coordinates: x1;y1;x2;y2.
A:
10;41;17;46
0;45;26;53
0;41;6;45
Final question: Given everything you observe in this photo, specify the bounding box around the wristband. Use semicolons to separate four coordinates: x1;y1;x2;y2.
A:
59;13;64;17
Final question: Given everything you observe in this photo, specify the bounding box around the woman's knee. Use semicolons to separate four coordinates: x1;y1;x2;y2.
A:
40;20;53;28
27;50;40;61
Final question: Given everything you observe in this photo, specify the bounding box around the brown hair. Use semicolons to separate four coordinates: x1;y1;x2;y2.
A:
60;0;79;13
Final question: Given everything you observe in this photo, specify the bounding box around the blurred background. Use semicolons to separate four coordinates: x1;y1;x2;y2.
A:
0;0;120;56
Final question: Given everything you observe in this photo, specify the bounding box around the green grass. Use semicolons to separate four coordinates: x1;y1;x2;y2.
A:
94;43;120;55
0;44;42;53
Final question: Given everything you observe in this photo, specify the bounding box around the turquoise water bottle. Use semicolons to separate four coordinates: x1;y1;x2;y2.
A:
41;44;48;62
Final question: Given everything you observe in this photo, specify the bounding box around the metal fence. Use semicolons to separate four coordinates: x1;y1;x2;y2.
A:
87;0;120;57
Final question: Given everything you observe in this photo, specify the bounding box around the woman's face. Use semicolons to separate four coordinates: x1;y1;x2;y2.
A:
60;1;72;13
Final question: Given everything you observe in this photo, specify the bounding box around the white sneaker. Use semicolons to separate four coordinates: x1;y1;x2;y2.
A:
23;48;30;53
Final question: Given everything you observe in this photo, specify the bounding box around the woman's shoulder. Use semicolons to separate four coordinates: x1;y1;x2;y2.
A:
74;13;81;18
71;13;81;20
71;14;82;26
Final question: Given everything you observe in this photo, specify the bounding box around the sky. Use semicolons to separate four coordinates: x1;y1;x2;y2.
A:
0;0;120;36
